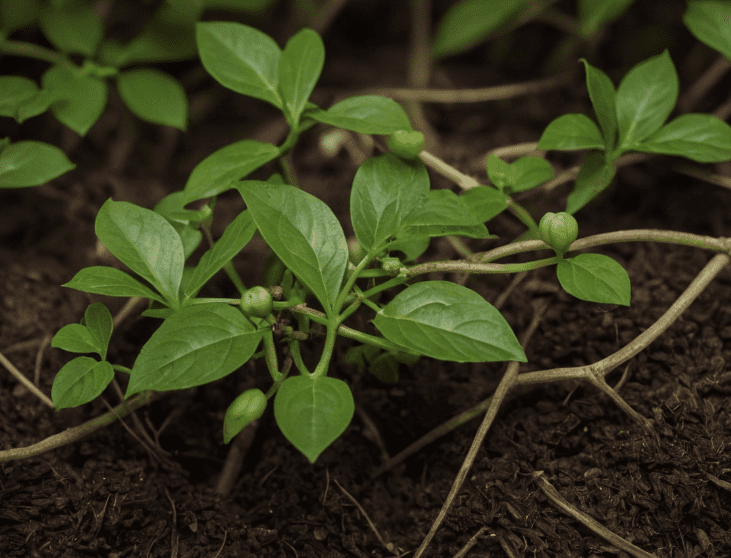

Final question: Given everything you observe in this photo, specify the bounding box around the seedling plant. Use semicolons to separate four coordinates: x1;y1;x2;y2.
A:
3;2;731;556
44;15;731;467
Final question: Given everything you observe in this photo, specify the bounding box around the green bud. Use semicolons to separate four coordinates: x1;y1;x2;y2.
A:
388;130;425;160
539;212;578;256
381;256;403;276
240;286;274;318
223;388;267;444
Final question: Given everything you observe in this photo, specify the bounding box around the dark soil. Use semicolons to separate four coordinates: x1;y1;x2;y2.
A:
2;2;731;557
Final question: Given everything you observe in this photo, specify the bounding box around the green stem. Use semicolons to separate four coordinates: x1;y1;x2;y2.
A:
188;298;240;305
264;357;292;400
292;305;416;353
289;339;311;376
406;255;561;278
506;197;539;231
1;39;68;65
261;327;282;382
335;251;377;314
361;275;410;299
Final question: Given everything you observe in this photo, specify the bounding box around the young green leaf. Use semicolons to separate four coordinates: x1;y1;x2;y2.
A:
185;210;257;297
557;253;631;306
0;140;75;188
578;0;635;37
63;266;167;304
42;65;107;136
52;325;103;356
432;0;529;59
616;50;678;149
196;21;282;108
95;199;185;308
305;95;412;134
0;76;39;120
580;59;617;151
116;69;188;130
566;152;616;214
386;236;431;262
278;28;324;125
486;154;513;191
274;375;354;463
350;154;429;253
237;181;348;316
373;281;526;363
125;303;263;397
39;2;103;57
459;186;508;223
537;114;606;151
635;113;731;163
51;302;113;360
399;189;492;240
98;2;198;66
52;358;114;410
183;140;280;204
488;155;554;194
83;302;113;359
683;1;731;59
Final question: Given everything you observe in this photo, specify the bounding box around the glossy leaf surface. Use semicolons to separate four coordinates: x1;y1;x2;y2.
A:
126;303;262;396
274;375;354;463
373;281;526;363
237;182;347;315
557;253;631;306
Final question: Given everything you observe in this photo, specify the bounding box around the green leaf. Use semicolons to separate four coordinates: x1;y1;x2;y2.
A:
52;358;114;410
0;140;75;188
566;152;616;214
616;50;678;149
459;186;508;223
578;0;635;37
350;154;429;253
237;182;348;316
63;266;166;303
432;0;529;59
369;352;400;382
42;65;107;136
183;139;280;204
39;2;103;56
116;69;187;130
0;76;39;119
95;200;185;308
196;21;282;108
125;303;262;397
387;236;430;261
51;324;102;356
274;375;354;463
557;253;631;306
400;189;492;239
683;1;731;59
486;154;512;192
278;28;324;124
373;281;526;363
83;302;113;360
488;156;554;194
635;113;731;163
537;114;605;151
581;59;617;150
98;2;198;66
0;1;39;34
185;210;257;297
305;95;412;134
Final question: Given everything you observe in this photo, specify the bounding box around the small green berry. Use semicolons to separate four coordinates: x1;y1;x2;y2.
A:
240;286;274;318
388;130;425;160
223;388;267;444
539;212;578;256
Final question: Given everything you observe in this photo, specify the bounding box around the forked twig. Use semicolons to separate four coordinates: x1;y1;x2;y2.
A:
534;472;656;558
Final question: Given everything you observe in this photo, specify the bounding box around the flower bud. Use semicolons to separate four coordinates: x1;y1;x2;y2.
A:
388;130;425;160
223;388;267;443
539;212;578;256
